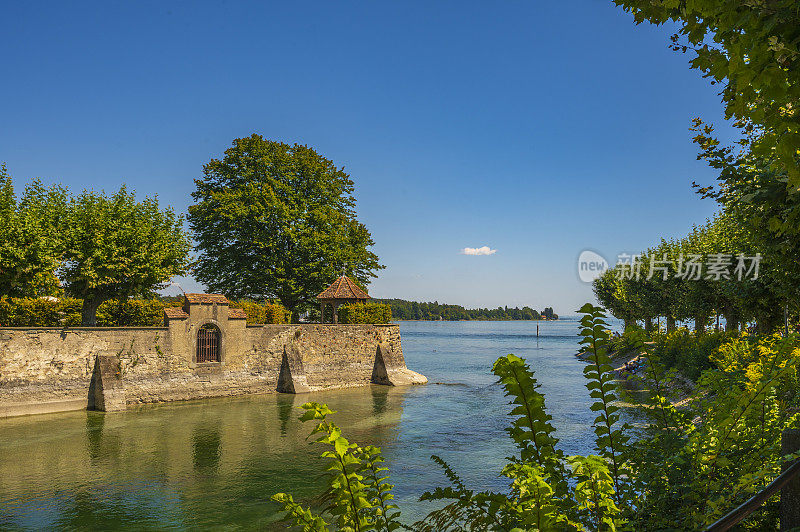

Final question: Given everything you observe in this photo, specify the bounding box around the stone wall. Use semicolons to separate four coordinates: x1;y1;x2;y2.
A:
0;327;169;416
0;295;425;418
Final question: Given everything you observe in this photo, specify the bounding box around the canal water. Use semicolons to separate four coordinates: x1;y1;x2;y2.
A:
0;318;606;530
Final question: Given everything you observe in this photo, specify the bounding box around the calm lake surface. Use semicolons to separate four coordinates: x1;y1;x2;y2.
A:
0;318;610;530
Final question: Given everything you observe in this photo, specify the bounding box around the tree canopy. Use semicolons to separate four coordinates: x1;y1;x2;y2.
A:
61;186;192;325
0;164;68;297
188;135;383;320
615;0;800;186
0;166;192;326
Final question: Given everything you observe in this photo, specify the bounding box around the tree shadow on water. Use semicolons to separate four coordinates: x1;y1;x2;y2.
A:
192;422;222;476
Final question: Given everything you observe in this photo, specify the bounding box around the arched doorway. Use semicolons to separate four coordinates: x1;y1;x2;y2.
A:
321;302;337;324
197;323;221;363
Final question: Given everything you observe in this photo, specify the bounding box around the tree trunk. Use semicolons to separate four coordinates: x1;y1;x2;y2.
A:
785;303;790;337
666;315;676;334
723;304;740;332
694;315;706;335
81;296;105;326
644;316;653;333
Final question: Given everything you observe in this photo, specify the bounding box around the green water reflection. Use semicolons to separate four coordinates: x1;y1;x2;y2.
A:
0;386;408;530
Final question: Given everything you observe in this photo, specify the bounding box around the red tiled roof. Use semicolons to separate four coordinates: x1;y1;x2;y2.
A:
164;307;189;319
228;308;247;319
317;276;370;300
185;293;229;305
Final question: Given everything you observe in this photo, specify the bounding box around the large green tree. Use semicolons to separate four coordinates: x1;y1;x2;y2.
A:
0;164;68;297
188;135;384;320
61;187;191;325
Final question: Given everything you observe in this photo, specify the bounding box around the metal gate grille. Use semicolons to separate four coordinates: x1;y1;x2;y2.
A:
197;325;220;363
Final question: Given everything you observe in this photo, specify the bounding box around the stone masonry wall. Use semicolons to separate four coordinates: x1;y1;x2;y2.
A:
0;322;412;418
247;324;403;389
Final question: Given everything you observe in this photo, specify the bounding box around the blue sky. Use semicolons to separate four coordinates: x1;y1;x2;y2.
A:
1;1;736;315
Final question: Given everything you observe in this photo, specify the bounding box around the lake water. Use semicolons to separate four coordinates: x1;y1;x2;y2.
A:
0;318;609;530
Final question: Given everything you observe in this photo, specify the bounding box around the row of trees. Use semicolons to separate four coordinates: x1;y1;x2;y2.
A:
0;164;191;325
1;137;386;325
375;298;557;321
593;210;795;334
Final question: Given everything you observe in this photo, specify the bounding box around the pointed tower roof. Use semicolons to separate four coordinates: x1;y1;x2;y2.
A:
317;276;370;300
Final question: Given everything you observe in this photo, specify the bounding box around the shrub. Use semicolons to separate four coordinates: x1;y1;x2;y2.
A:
652;328;737;380
61;298;84;326
712;333;800;406
230;300;267;323
265;302;292;324
607;325;646;355
229;300;291;324
338;302;391;324
0;296;64;326
96;299;169;326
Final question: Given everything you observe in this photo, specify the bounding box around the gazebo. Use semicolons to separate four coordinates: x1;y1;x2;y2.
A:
317;275;370;323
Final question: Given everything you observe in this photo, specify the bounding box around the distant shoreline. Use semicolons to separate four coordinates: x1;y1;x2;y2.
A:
375;298;558;321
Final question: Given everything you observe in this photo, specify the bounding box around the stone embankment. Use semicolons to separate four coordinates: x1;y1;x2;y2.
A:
0;294;426;418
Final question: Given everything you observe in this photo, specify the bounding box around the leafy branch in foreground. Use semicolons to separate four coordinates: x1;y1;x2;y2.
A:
272;402;402;532
578;303;630;510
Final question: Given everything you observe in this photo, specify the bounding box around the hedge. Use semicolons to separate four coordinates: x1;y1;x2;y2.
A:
0;297;171;327
338;302;392;324
0;297;72;326
0;297;292;327
229;300;291;324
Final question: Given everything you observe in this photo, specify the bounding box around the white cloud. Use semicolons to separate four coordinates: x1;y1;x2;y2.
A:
461;246;497;256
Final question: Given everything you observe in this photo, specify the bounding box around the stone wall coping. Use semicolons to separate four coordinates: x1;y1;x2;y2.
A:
245;323;398;328
0;326;169;331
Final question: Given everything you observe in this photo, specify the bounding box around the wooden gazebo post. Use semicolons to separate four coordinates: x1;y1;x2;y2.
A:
317;275;371;323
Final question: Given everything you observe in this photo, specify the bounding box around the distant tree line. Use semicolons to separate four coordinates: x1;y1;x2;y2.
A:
373;299;558;321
